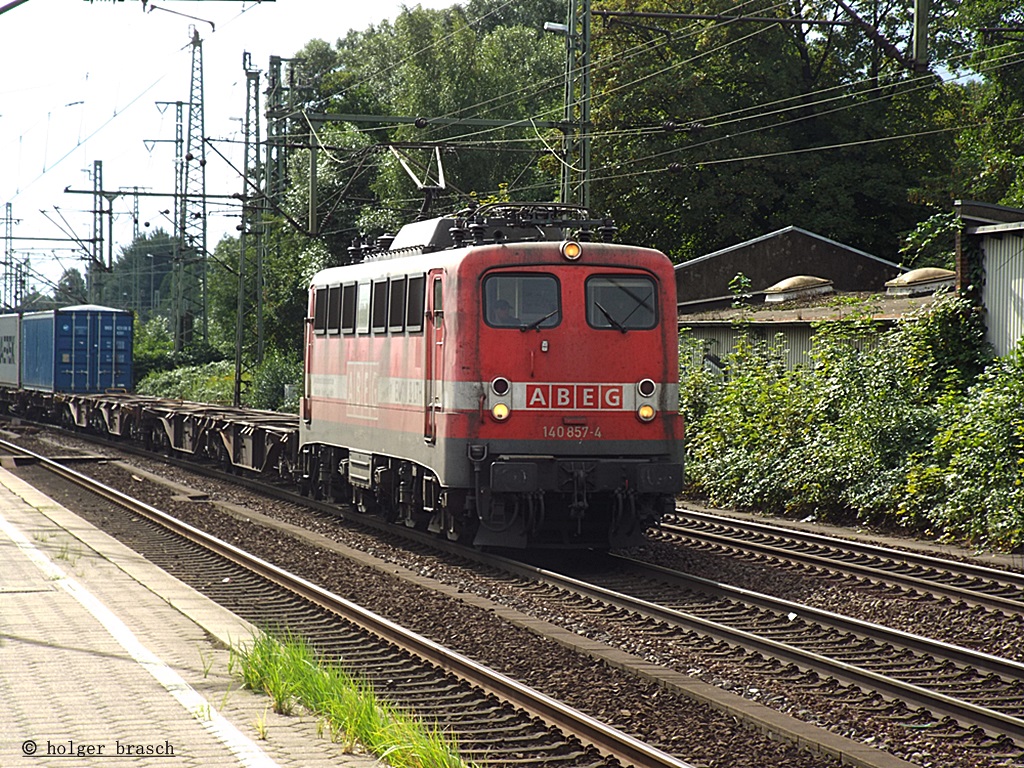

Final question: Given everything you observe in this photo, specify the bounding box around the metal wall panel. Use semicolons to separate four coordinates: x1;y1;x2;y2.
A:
981;235;1024;357
682;324;817;372
21;311;56;392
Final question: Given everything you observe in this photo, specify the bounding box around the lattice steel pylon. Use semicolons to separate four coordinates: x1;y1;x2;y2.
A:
2;203;14;310
173;28;208;352
560;0;591;210
233;52;266;407
264;55;287;211
90;159;104;302
264;54;304;212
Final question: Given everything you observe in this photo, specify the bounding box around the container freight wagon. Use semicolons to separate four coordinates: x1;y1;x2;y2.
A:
20;305;133;393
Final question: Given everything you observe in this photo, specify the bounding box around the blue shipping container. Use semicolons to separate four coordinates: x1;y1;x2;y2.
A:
21;306;133;393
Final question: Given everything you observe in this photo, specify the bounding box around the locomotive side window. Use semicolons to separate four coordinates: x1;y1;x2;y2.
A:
371;280;389;333
388;277;406;332
313;287;328;334
356;280;371;334
484;274;560;329
433;278;443;314
406;274;425;332
327;285;342;334
341;283;357;334
586;275;657;331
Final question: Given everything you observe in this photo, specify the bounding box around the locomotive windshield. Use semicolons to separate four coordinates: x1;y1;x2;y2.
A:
484;274;561;329
586;276;657;331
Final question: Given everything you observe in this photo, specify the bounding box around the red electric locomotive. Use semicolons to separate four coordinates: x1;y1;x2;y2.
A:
299;204;683;548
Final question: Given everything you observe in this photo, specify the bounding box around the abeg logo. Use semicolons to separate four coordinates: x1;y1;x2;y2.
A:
524;383;625;410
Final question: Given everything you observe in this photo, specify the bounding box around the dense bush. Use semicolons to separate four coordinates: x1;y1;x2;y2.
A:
137;360;236;405
244;351;302;413
901;341;1024;548
132;314;227;390
685;334;817;512
136;352;302;414
680;292;1023;548
132;315;174;385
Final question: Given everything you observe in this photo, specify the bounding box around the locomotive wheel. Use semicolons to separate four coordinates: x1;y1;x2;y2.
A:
353;488;378;516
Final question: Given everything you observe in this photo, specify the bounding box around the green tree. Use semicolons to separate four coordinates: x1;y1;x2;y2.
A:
591;0;954;262
463;0;565;34
133;314;174;384
54;269;87;306
898;211;962;270
320;6;561;226
97;229;175;320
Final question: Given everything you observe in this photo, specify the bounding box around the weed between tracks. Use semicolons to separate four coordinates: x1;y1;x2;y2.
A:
230;631;471;768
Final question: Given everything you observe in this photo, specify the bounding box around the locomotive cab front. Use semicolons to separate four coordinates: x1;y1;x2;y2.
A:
462;239;684;548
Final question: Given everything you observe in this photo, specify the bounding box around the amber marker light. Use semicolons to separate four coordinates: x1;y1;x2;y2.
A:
637;404;656;422
560;240;582;260
492;403;511;421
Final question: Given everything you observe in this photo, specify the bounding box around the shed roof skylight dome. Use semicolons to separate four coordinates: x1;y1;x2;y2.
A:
763;275;834;303
885;267;955;296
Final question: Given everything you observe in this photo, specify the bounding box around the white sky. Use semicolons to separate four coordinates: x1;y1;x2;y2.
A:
0;0;457;294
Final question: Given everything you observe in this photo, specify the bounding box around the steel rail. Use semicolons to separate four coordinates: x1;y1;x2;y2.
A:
1;438;694;768
480;551;1024;744
662;507;1024;614
609;554;1024;683
676;507;1024;588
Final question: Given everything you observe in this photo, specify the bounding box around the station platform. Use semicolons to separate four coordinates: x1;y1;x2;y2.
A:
0;466;382;768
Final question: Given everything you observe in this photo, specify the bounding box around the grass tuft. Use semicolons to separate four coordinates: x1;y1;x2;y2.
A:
231;630;471;768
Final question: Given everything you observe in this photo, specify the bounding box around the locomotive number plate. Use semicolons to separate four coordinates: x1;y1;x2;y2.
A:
541;425;602;439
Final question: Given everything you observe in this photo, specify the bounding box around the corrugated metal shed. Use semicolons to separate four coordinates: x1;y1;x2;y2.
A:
969;220;1024;357
679;293;942;371
681;322;816;371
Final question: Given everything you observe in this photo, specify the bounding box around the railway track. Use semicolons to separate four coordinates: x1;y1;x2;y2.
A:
568;555;1024;746
657;507;1024;615
1;437;691;768
11;425;1024;767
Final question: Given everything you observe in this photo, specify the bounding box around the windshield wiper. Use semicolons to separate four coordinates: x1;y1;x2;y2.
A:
521;308;559;331
595;301;627;333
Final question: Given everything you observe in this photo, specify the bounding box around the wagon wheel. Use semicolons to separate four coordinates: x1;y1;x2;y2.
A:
212;436;233;472
150;425;171;456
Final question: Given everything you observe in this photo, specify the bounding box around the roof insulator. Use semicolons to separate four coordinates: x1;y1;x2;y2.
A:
449;224;466;246
347;236;364;261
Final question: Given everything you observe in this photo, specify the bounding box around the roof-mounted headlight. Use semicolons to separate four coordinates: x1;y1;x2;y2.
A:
560;240;582;260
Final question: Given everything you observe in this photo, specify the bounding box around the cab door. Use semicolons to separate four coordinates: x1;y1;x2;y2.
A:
423;270;445;443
